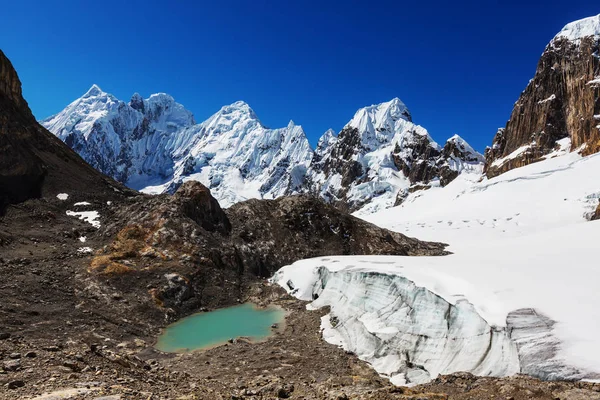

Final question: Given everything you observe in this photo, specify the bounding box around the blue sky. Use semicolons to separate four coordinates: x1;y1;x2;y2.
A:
2;1;598;151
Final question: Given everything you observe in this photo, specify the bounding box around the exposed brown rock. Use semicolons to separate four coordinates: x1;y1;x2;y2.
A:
485;36;600;178
592;202;600;221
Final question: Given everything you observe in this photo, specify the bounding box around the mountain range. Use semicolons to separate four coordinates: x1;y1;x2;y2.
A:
41;89;483;213
40;14;600;216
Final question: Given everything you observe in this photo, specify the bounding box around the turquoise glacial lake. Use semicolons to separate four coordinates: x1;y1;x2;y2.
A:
155;303;285;353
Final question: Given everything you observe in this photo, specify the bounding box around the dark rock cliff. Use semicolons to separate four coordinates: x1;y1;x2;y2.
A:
485;35;600;178
0;50;129;213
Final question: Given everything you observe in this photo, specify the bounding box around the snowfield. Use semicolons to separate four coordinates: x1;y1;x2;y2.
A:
273;150;600;385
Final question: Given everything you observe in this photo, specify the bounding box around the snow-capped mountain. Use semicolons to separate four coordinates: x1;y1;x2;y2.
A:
41;85;196;185
42;87;313;207
306;98;483;214
484;13;600;177
143;104;314;207
43;89;482;212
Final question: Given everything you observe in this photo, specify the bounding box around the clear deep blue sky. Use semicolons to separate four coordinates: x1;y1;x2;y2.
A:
2;1;598;151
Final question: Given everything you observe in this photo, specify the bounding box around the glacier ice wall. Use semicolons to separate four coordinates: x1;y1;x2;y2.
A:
274;262;594;385
283;266;520;385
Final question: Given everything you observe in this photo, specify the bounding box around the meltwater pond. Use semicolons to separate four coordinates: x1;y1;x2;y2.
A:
155;303;285;352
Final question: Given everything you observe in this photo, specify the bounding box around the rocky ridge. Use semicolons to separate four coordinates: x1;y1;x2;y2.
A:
484;14;600;177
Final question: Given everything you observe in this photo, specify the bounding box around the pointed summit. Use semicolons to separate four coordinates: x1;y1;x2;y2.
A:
83;84;104;98
218;101;259;121
315;128;338;157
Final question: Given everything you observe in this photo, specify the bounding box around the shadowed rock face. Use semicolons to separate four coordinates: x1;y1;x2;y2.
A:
0;50;129;213
485;36;600;178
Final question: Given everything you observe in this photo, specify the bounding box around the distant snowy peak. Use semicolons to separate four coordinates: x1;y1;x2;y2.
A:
82;83;106;98
347;97;412;129
552;13;600;43
307;97;483;214
199;100;262;135
315;129;338;157
42;84;122;141
346;97;413;150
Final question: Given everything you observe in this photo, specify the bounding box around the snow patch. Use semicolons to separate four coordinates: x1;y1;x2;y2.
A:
66;210;101;228
56;193;69;201
73;201;91;206
537;94;556;104
491;143;533;167
77;247;93;254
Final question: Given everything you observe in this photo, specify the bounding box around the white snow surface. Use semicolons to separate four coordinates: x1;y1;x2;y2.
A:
553;13;600;42
275;151;600;384
56;193;69;200
66;210;101;228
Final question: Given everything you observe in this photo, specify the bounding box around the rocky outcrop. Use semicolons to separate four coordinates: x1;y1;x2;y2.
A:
485;15;600;178
96;182;447;317
0;50;128;214
393;133;483;190
592;202;600;220
170;181;231;234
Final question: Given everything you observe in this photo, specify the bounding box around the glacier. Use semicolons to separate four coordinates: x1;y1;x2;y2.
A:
273;263;520;385
273;150;600;385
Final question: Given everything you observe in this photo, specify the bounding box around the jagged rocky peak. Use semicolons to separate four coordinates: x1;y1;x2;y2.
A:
129;92;145;112
315;129;338;158
443;134;484;162
307;97;483;214
484;14;600;178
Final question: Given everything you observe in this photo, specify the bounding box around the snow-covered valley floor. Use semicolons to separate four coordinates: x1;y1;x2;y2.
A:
273;151;600;385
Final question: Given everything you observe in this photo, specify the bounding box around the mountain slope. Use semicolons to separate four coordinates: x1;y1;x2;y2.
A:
484;14;600;177
0;50;126;213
